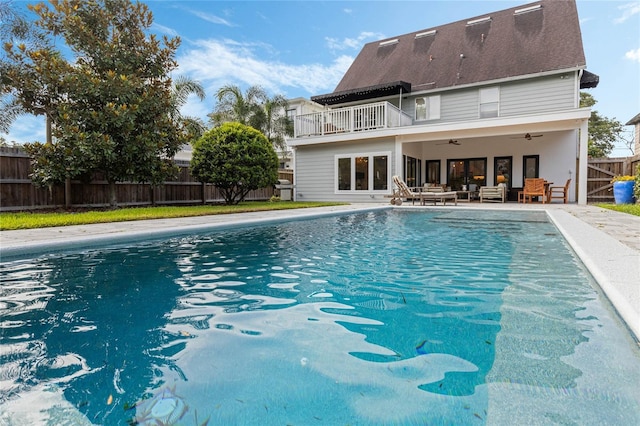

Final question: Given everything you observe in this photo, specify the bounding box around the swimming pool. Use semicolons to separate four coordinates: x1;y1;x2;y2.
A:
1;209;639;424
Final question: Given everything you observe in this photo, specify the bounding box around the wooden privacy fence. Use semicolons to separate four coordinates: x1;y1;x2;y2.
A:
0;146;294;211
587;155;639;203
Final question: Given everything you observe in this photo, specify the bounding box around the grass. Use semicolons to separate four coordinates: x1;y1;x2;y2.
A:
596;203;640;217
0;202;346;231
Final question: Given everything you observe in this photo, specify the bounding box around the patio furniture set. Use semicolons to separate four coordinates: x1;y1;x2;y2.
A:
390;176;571;206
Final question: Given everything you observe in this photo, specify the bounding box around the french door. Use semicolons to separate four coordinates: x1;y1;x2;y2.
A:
447;158;487;191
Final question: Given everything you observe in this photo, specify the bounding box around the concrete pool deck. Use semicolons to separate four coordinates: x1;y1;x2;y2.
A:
1;202;638;341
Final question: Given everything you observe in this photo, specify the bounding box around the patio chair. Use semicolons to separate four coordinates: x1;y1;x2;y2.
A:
417;183;458;205
548;179;571;203
520;178;546;203
479;185;506;203
420;188;458;206
390;175;422;205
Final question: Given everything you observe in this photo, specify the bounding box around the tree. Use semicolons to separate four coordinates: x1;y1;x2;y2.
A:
208;84;266;128
171;75;206;148
3;0;189;206
0;0;49;133
191;122;279;205
254;93;294;153
580;92;624;158
208;84;293;152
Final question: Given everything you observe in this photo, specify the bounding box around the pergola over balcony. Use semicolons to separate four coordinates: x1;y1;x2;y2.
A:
293;101;413;138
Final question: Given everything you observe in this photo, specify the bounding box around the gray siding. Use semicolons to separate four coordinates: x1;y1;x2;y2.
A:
295;139;396;202
401;73;578;125
500;74;576;116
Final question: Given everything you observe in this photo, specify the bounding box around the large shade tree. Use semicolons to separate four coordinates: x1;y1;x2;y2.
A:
191;122;279;205
3;0;192;206
208;84;293;153
580;92;624;158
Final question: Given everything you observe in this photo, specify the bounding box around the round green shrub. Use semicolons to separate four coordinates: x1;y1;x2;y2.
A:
191;122;279;205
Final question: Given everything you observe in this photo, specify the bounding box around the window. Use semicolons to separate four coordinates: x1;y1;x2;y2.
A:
494;156;512;188
355;157;369;190
425;160;441;184
335;153;390;192
415;95;441;121
404;155;420;188
338;158;351;190
523;155;539;181
373;156;389;190
479;87;499;118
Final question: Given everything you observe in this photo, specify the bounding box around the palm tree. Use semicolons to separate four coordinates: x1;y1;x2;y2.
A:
171;75;206;143
256;94;293;153
208;85;293;152
208;84;267;127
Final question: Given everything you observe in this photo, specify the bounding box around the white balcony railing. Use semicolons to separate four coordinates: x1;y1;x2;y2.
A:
294;101;413;138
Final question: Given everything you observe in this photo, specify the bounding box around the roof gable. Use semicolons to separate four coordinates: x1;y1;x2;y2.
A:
317;0;589;105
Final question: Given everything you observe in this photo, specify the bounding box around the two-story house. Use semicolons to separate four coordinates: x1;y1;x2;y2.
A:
286;0;598;204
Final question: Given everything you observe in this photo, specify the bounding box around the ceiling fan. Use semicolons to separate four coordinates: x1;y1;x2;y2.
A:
436;139;461;146
511;133;543;140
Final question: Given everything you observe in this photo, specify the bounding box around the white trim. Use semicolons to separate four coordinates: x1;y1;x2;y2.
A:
334;151;392;194
467;16;491;26
379;39;399;47
289;108;591;147
578;120;588;204
415;30;436;39
403;67;586;98
514;4;541;15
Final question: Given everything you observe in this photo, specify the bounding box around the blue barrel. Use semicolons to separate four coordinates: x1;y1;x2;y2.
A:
613;180;635;204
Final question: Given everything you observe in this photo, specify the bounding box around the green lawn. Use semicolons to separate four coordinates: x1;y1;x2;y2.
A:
596;203;640;217
0;202;345;231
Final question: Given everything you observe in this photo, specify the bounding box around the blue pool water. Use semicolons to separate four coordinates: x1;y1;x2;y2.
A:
1;209;639;425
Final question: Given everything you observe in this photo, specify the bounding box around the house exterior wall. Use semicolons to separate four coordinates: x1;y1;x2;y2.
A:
414;130;577;201
294;138;396;202
402;73;578;125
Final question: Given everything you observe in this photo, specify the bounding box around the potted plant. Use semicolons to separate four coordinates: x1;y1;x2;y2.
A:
635;165;640;203
611;174;636;204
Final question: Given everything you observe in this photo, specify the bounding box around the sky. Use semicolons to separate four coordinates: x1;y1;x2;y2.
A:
3;0;639;156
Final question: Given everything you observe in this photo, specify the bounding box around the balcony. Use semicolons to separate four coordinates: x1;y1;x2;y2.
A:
293;101;413;138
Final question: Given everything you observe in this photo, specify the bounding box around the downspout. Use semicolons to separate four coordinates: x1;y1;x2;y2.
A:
576;69;583;108
291;146;297;201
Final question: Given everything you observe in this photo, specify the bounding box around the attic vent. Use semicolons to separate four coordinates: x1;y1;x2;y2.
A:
379;39;399;47
466;16;491;26
514;4;541;15
415;30;436;39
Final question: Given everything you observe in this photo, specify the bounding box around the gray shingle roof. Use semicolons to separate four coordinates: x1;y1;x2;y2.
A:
626;113;640;126
314;0;592;105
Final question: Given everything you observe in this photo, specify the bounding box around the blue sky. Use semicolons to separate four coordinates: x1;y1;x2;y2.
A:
4;0;639;156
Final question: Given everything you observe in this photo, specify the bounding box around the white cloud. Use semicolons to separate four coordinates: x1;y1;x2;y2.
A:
625;47;640;62
175;38;353;122
325;31;383;51
614;2;640;24
1;114;46;145
151;23;179;37
189;10;235;27
343;8;353;14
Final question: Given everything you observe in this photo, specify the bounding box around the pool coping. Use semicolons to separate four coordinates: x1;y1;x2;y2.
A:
545;208;640;343
1;203;638;342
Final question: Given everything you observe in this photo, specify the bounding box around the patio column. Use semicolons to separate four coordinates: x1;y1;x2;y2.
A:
395;140;403;181
578;119;588;205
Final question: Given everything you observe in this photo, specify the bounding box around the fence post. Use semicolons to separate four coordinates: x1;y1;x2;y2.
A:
201;182;206;204
65;177;71;208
